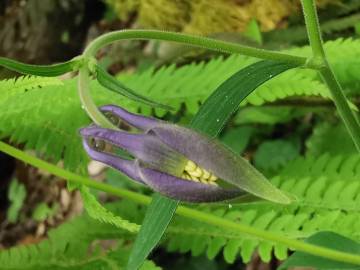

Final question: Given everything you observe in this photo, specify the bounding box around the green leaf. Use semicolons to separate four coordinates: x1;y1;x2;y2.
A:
128;60;295;269
355;22;360;35
278;231;360;270
306;122;357;156
221;126;254;154
191;60;296;136
0;57;76;77
254;139;300;173
96;64;173;110
32;202;58;222
235;106;315;125
127;194;178;270
244;19;263;45
7;178;26;223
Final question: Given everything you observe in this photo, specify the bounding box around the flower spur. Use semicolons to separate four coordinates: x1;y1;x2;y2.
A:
80;105;291;204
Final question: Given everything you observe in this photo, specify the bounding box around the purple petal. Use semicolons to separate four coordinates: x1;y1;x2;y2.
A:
100;105;161;131
80;126;186;176
82;139;144;184
136;163;243;202
149;124;292;204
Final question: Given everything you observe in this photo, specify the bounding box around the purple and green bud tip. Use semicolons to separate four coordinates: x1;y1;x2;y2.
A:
80;105;292;204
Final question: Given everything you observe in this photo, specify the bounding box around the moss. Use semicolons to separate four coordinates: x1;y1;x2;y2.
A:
107;0;344;34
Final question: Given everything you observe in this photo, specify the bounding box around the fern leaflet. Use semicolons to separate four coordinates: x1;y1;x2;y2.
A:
80;186;139;233
0;201;156;270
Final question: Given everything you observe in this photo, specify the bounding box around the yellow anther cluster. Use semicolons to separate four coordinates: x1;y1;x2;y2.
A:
181;160;218;185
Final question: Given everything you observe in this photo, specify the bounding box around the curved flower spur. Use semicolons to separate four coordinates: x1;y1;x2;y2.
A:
80;105;292;204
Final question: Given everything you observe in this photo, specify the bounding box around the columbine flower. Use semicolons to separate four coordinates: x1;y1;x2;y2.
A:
80;105;291;204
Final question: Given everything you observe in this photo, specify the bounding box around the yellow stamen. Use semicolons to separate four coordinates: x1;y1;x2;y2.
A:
182;160;218;185
209;174;217;182
199;178;208;184
184;160;197;171
202;170;211;180
188;167;203;178
190;175;200;182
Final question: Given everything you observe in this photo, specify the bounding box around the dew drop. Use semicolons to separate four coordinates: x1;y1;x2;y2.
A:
228;204;233;209
216;119;220;122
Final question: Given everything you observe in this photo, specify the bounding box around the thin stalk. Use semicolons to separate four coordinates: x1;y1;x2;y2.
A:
301;0;326;59
83;29;307;66
301;0;360;152
0;141;150;205
320;67;360;151
176;207;360;265
78;67;117;128
1;141;360;266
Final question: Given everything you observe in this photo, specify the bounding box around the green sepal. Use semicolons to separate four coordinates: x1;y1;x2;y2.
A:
96;65;173;110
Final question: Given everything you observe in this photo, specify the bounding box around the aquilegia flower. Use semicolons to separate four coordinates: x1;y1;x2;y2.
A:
80;105;291;204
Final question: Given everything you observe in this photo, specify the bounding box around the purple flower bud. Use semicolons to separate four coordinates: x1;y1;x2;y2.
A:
80;105;292;204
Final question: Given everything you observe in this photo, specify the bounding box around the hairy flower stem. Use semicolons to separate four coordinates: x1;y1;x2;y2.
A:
0;141;359;265
301;0;360;152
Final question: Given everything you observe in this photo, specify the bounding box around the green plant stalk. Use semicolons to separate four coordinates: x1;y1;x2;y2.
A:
301;0;326;59
0;142;150;205
1;141;360;265
78;67;117;128
301;0;360;152
83;29;307;66
320;67;360;151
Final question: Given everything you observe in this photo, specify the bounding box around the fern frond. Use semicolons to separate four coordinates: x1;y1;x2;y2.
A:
118;55;332;116
0;201;157;270
80;186;139;233
306;122;356;156
0;79;135;171
0;75;63;101
0;77;140;234
119;38;360;116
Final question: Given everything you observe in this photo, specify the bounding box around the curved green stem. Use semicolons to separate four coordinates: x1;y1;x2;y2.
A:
1;141;360;266
301;0;360;152
83;29;307;66
78;67;117;128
